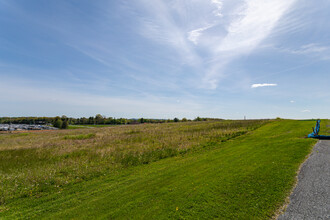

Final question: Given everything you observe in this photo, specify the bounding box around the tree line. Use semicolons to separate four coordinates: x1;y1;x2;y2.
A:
0;115;222;129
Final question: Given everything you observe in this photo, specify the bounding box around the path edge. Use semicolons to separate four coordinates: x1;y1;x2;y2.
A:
272;140;320;219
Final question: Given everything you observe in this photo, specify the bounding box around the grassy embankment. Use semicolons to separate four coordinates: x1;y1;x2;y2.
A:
0;120;264;204
0;120;318;219
323;119;330;133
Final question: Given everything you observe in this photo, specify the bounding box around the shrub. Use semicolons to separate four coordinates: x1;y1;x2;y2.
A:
62;120;69;129
53;119;63;129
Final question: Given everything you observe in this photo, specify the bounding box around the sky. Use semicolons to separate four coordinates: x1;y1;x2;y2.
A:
0;0;330;119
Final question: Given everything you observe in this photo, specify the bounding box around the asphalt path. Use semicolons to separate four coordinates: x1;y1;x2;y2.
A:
278;140;330;219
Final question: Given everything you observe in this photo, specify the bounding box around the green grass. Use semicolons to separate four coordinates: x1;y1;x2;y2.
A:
321;119;330;134
0;120;318;219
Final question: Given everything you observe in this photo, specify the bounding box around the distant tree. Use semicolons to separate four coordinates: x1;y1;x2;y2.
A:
118;118;127;124
88;117;95;125
174;117;179;122
182;118;187;122
140;118;144;123
95;114;104;125
195;116;202;121
53;118;63;129
61;120;69;129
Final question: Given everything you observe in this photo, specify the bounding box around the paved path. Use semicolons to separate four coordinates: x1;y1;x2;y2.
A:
278;140;330;220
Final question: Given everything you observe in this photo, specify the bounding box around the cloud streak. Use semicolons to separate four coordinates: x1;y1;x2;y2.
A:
281;43;330;60
187;25;213;45
217;0;296;54
137;0;200;64
251;83;277;88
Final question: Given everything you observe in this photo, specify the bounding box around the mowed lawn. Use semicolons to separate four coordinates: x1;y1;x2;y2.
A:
0;120;317;219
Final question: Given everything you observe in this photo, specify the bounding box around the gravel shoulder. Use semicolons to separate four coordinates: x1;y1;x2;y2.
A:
278;140;330;219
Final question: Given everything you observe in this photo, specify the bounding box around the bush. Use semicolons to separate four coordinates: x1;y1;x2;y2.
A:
62;120;69;129
53;119;63;129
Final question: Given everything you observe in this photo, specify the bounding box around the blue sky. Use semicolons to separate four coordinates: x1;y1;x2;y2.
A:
1;0;329;119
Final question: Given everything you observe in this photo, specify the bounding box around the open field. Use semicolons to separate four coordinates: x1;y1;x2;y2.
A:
68;124;118;129
0;120;319;219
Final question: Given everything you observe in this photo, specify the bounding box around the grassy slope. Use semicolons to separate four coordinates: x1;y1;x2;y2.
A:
322;119;330;134
0;120;263;204
1;120;317;219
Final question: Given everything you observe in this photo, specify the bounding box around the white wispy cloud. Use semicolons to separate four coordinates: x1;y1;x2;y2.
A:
301;109;311;113
251;83;277;88
217;1;296;54
137;0;200;64
211;0;223;17
282;43;330;60
188;24;213;45
298;44;328;54
290;100;295;103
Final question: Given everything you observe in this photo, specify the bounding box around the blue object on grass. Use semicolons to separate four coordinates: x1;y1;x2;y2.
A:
308;120;330;139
